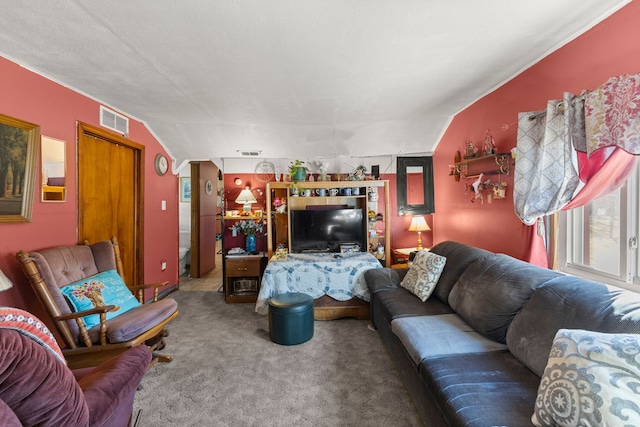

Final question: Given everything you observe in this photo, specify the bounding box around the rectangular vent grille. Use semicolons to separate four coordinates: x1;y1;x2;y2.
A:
238;150;262;157
100;106;129;135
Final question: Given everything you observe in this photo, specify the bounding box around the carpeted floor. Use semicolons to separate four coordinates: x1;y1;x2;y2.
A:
133;290;423;426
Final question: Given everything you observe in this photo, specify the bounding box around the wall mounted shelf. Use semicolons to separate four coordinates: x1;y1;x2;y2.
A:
451;153;512;179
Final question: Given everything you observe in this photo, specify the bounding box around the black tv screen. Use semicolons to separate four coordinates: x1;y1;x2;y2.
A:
290;209;365;253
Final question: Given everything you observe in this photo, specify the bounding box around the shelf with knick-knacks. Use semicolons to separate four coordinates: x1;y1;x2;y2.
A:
265;180;391;266
451;153;512;179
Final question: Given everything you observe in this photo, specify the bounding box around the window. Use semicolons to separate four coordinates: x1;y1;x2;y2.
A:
558;163;639;290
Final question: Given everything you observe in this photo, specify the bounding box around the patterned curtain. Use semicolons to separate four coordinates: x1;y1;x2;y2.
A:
514;94;581;226
585;74;640;156
515;75;640;267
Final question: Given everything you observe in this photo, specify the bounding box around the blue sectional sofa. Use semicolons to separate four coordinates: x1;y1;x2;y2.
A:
364;241;640;426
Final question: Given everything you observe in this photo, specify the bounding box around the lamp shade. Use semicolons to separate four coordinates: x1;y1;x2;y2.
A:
0;269;14;292
235;187;257;212
408;216;430;232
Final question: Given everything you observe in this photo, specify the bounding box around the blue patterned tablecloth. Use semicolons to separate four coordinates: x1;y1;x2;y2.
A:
255;252;382;314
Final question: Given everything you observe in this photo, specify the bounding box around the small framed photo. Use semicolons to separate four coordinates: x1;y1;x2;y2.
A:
180;177;191;202
253;209;263;218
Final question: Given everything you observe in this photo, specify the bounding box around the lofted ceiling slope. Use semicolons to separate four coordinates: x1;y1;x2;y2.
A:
0;1;631;167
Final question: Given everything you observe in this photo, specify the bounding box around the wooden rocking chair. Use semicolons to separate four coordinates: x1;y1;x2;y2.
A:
16;237;179;370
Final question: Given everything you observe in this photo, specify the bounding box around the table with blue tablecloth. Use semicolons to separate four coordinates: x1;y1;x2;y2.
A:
255;252;382;318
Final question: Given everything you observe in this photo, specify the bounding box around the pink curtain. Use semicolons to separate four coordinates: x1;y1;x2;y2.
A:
564;147;638;210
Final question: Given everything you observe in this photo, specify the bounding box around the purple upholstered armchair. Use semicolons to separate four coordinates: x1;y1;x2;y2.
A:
0;310;151;427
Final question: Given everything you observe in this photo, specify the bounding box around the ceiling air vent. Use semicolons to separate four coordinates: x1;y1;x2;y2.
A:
237;150;262;157
100;106;129;136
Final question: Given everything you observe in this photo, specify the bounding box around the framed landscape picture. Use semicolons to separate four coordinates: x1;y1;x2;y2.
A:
0;113;39;222
180;177;191;202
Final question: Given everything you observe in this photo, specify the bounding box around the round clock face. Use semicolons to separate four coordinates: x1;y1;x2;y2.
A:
155;154;169;176
205;180;213;195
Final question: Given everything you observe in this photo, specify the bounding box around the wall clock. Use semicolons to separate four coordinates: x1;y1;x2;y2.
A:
154;154;169;176
254;160;276;182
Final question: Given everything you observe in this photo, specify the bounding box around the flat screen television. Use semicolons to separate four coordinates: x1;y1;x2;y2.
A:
290;208;365;253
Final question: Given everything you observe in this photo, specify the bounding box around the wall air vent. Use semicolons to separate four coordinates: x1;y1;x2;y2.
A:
100;106;129;136
237;150;262;157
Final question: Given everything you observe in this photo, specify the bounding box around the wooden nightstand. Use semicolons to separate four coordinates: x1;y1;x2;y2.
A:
224;254;265;303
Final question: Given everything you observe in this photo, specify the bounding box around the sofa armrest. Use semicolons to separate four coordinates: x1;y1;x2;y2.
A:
0;399;21;427
364;268;407;294
77;345;151;427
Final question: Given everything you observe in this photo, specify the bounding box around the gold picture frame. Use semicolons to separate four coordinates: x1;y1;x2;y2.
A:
0;113;39;222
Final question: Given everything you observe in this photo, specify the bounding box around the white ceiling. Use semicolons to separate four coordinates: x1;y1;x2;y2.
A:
0;1;630;168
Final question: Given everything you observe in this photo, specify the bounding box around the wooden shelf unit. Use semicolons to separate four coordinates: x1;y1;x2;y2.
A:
265;180;391;266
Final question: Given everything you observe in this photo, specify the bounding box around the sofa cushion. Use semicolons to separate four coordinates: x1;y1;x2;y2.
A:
449;254;561;343
532;329;640;427
429;241;493;304
400;251;446;302
419;352;541;427
0;330;89;426
391;314;507;365
506;275;640;377
61;270;141;330
88;297;178;343
364;268;405;294
373;288;453;326
78;345;151;427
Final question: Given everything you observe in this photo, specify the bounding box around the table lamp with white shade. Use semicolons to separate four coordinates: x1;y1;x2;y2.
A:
408;215;430;250
235;187;257;213
0;268;14;292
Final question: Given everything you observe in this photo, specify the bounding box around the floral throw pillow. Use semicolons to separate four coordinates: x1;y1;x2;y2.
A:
400;250;446;302
532;329;640;427
60;270;140;330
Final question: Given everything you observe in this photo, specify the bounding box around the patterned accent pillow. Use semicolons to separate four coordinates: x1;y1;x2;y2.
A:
400;250;446;302
532;329;640;427
0;307;65;364
60;269;140;330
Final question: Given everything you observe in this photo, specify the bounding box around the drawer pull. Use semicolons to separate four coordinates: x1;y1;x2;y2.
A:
237;267;248;271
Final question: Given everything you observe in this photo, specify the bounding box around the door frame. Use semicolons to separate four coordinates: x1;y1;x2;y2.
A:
77;122;144;287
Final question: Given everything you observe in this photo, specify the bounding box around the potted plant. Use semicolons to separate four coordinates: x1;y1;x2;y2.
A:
289;160;309;182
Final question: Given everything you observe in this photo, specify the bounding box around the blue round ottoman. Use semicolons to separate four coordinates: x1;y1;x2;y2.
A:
269;292;314;345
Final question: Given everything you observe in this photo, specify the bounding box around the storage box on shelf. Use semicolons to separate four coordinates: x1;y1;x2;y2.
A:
265;180;390;266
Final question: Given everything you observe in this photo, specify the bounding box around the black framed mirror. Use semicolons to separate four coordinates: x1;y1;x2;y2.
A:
397;156;434;215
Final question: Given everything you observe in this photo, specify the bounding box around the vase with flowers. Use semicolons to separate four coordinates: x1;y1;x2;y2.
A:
231;219;264;253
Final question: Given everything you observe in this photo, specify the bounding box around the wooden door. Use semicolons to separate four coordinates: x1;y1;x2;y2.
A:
189;161;218;277
77;122;143;290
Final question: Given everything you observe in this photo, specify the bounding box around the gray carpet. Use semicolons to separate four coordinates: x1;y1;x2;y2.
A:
133;291;423;426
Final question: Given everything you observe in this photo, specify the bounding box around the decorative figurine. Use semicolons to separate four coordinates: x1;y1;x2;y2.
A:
471;173;484;200
484;129;497;156
353;165;367;180
317;161;330;181
464;140;478;159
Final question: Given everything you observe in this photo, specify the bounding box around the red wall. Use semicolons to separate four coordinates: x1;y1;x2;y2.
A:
0;57;179;315
433;1;640;260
